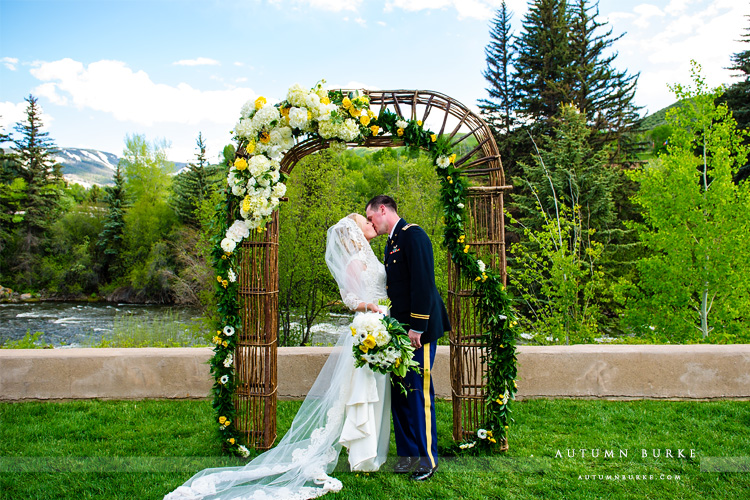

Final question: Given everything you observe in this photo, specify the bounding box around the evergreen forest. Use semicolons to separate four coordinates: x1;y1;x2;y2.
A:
1;1;748;346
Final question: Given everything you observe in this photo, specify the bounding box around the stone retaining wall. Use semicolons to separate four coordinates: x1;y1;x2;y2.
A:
1;345;748;401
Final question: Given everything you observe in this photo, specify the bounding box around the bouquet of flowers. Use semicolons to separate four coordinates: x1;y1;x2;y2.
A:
350;311;419;393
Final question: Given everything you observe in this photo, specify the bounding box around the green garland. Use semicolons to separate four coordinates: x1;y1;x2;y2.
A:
210;81;517;456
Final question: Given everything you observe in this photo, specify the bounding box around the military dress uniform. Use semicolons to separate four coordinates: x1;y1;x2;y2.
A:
385;218;450;472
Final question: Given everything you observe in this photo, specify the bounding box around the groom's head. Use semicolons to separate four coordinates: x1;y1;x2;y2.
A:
365;195;399;236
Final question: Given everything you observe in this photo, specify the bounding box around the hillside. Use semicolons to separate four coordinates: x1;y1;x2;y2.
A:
54;148;187;187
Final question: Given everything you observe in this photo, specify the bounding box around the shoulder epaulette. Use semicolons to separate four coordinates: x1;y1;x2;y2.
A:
402;223;420;230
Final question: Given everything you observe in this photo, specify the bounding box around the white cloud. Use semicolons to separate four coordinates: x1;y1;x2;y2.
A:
29;58;258;127
0;101;27;131
173;57;220;66
1;57;19;71
354;17;367;26
326;81;381;92
293;0;362;12
384;0;508;20
607;0;749;112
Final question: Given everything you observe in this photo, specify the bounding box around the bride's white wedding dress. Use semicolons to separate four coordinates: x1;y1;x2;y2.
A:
165;217;389;500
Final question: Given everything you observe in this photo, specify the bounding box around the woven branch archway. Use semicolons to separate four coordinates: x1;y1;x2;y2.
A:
235;89;511;450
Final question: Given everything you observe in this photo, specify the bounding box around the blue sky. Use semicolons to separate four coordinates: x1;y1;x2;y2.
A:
1;0;747;162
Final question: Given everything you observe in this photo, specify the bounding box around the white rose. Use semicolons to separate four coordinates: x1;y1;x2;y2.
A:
272;183;287;198
289;107;309;130
396;119;408;129
478;260;486;273
220;238;236;253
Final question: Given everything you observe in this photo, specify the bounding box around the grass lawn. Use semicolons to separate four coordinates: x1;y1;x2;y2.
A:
1;398;748;499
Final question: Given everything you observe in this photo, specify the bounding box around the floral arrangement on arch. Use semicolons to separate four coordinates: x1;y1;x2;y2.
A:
210;80;517;457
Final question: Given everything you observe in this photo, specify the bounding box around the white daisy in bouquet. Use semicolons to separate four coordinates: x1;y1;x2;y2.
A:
350;311;419;393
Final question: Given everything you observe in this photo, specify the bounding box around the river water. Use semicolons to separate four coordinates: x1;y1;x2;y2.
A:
0;301;352;348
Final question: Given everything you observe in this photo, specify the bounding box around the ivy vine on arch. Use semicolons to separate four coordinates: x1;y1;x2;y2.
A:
210;81;517;456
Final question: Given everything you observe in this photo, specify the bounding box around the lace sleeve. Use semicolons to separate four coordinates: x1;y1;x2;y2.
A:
340;257;367;311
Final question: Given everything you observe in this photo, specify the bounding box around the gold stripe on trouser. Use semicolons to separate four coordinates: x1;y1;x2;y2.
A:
423;343;435;467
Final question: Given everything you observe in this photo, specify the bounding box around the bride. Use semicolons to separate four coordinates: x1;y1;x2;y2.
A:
165;214;390;500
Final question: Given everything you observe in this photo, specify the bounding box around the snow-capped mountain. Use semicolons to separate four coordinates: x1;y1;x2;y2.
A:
54;148;187;187
55;148;120;187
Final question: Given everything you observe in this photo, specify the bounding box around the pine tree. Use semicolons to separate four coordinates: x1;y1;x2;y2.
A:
513;0;571;127
10;95;62;286
172;133;210;227
479;1;518;136
97;163;128;281
512;0;639;153
513;104;618;242
720;15;750;182
567;0;640;152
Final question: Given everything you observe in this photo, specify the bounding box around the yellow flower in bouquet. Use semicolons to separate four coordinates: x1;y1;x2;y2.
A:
342;96;352;109
370;125;380;136
255;96;267;109
362;334;377;350
360;115;371;126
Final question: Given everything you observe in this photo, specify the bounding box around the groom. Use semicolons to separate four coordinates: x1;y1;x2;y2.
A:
365;195;450;481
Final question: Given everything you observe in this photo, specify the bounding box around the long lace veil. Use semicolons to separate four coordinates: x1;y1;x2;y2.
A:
165;216;382;500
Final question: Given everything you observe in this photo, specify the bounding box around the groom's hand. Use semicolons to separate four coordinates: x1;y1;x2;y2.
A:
408;330;422;349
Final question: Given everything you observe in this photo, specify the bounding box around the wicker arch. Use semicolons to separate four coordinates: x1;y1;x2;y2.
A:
235;89;511;450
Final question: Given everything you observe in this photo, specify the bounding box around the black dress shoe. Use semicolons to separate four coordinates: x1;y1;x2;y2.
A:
409;464;437;481
393;456;419;474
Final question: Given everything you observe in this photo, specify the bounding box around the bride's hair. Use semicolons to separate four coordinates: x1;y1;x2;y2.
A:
365;195;397;213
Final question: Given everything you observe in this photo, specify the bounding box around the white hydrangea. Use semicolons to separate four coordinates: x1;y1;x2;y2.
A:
248;155;271;178
239;99;256;119
228;269;237;283
396;119;408;129
287;83;307;107
234;117;257;139
337;118;360;142
317;119;337;139
252;103;280;130
272;182;287;198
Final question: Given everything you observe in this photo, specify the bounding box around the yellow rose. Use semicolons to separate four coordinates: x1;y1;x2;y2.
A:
397;128;404;137
360;115;371;126
464;245;470;253
417;120;423;126
350;107;361;117
234;157;248;171
449;153;457;164
219;416;227;424
342;96;352;109
255;96;266;110
225;420;231;427
363;335;377;350
223;341;228;347
222;280;229;288
246;140;256;154
431;134;437;142
321;96;331;105
217;276;223;282
229;438;235;445
370;125;380;136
